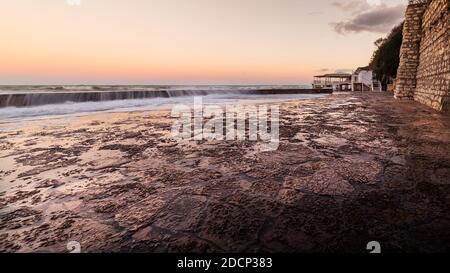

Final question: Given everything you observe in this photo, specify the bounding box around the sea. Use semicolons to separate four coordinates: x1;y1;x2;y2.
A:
0;85;327;121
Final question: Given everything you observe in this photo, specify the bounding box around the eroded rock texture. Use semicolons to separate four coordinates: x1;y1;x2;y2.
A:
0;93;449;253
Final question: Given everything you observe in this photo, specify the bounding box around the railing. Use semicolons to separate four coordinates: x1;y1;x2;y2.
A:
313;80;351;85
372;80;382;92
313;78;352;83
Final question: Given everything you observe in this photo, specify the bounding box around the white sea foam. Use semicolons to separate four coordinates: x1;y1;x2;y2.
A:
0;93;325;122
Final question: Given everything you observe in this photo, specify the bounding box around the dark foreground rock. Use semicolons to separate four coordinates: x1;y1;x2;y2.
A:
0;93;449;253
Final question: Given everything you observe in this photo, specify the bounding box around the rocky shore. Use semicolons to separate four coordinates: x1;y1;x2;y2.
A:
1;92;449;253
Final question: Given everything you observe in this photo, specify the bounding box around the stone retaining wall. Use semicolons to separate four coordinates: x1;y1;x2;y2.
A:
395;0;450;112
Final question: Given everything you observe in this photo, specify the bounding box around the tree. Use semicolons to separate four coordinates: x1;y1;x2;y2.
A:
374;38;385;48
369;22;404;90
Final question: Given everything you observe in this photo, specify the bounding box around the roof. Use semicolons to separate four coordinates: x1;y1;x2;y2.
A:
355;66;371;73
314;73;352;78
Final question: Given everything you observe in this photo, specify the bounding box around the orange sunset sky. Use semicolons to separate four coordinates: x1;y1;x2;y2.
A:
0;0;407;85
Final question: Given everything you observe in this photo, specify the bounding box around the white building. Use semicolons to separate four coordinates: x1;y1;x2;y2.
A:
313;67;382;92
313;73;352;91
351;67;382;92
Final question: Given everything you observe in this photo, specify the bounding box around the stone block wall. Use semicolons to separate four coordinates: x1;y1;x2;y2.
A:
415;0;450;111
395;2;428;100
395;0;450;112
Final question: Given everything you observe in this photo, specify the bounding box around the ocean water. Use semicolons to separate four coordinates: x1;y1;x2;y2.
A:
0;85;324;122
0;85;312;95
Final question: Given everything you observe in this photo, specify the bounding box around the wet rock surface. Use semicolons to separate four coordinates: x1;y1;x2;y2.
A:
0;93;450;253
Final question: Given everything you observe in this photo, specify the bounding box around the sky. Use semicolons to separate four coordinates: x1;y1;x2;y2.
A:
0;0;408;85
